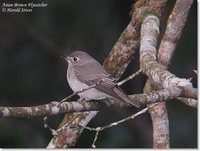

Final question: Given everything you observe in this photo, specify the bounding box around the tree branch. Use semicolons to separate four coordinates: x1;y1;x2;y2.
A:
140;14;170;148
147;1;194;147
1;85;196;118
140;15;195;100
157;0;194;107
158;0;194;66
140;0;195;148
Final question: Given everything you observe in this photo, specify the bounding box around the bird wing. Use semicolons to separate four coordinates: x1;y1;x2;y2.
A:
74;62;139;107
75;60;115;86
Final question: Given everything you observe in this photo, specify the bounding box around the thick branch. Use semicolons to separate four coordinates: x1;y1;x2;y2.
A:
0;85;194;118
148;102;169;148
158;0;195;107
140;1;196;148
47;111;98;148
103;23;139;79
158;0;193;66
137;0;170;149
140;16;196;99
141;0;195;147
149;2;194;147
140;14;170;148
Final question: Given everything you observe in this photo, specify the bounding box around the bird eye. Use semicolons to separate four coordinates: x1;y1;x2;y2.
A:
73;57;79;62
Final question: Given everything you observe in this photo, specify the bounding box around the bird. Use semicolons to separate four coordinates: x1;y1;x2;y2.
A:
62;51;139;107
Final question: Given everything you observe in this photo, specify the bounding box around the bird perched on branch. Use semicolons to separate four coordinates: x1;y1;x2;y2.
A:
62;51;139;107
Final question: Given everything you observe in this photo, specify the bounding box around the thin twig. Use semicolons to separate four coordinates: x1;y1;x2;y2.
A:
99;107;148;130
92;130;100;148
43;116;58;135
81;107;149;148
118;69;142;86
44;116;69;135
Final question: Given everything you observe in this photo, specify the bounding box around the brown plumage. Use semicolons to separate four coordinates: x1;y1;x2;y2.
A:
64;51;139;107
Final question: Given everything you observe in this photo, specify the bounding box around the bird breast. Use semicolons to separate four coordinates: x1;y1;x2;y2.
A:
67;66;110;100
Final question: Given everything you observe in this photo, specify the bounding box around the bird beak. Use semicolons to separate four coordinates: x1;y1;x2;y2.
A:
60;56;69;61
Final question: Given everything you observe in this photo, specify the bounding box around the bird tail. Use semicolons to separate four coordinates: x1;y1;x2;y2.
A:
113;87;139;107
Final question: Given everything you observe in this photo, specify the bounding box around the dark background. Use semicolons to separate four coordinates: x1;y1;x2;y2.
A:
0;0;197;148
